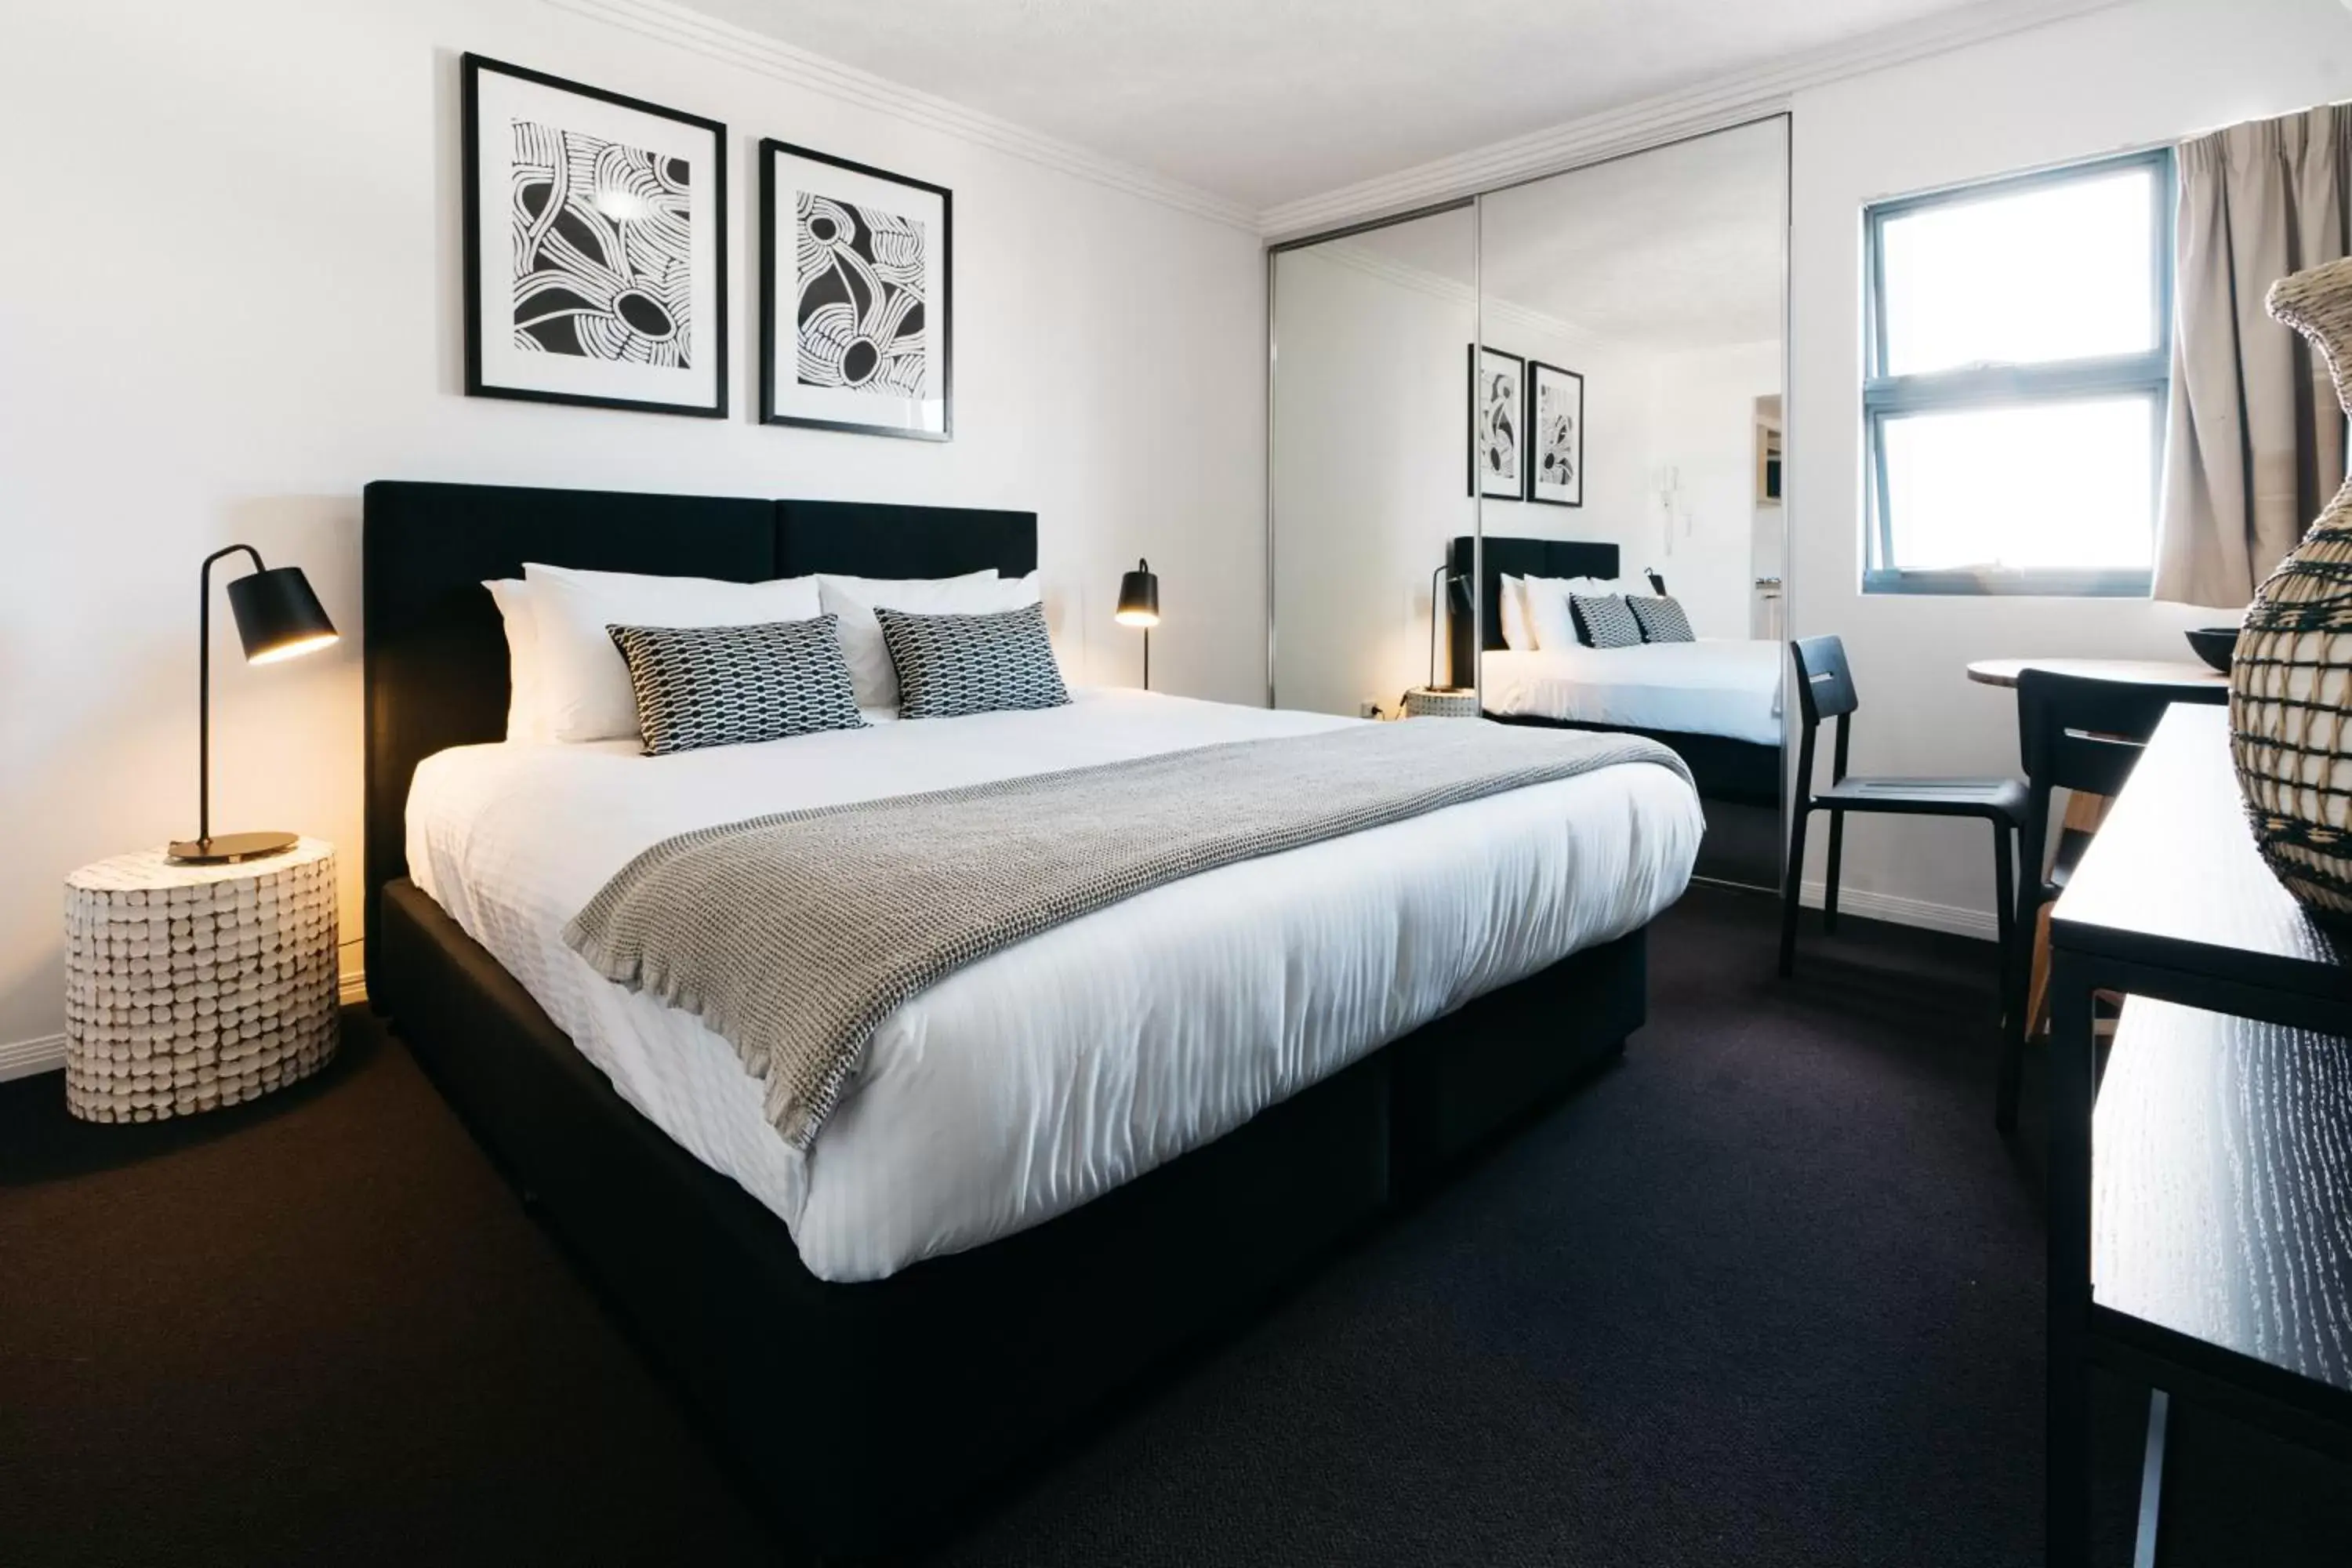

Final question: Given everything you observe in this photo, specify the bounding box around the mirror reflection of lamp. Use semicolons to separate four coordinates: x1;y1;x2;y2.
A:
1428;563;1468;692
1115;559;1161;689
169;546;339;866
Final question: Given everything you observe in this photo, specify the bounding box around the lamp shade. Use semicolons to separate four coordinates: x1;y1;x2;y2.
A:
1115;558;1160;626
225;566;338;664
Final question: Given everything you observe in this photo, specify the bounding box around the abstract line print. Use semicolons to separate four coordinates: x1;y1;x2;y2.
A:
795;194;927;396
1472;347;1523;498
1534;373;1580;503
510;120;692;367
1481;368;1519;485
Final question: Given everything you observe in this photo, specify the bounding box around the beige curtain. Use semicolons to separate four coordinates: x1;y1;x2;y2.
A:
2154;104;2350;606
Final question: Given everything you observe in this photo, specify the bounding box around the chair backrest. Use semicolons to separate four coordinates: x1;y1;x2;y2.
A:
2015;668;2178;800
1790;635;1859;726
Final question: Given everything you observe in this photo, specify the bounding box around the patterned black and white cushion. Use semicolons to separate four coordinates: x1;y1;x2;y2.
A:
1570;593;1644;649
876;601;1071;719
606;615;867;757
1627;594;1695;644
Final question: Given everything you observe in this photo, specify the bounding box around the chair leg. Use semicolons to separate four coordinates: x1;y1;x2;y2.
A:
1779;804;1811;978
1822;809;1846;935
1995;826;2027;1137
1991;818;2016;1005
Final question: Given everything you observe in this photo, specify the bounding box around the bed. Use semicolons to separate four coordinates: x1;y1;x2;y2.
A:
365;481;1701;1555
1447;535;1786;807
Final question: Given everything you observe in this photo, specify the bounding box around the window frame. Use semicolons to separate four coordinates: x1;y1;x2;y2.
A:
1861;147;2176;597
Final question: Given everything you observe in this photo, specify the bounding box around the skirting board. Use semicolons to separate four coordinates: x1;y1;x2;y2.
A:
0;1032;66;1084
0;971;370;1083
1797;879;1998;942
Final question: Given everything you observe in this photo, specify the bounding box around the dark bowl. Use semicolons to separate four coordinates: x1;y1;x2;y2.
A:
2185;626;2239;673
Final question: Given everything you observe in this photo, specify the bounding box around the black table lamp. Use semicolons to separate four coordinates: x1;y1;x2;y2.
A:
1116;558;1160;689
169;545;339;865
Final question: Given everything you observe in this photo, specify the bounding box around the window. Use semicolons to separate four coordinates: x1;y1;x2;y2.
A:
1863;149;2173;595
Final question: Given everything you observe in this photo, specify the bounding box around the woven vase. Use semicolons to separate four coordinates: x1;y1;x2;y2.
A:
2232;258;2352;918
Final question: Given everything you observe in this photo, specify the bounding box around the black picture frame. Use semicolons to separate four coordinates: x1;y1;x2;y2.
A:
460;54;728;419
1468;344;1526;499
1526;359;1584;508
760;139;953;441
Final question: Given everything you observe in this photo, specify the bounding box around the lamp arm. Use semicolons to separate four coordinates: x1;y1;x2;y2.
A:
196;545;268;846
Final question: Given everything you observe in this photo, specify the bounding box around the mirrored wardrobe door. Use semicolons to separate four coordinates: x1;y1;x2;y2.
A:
1473;117;1791;888
1269;204;1478;718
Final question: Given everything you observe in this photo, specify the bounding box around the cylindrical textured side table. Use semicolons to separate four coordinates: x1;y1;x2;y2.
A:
64;839;339;1123
1403;685;1482;720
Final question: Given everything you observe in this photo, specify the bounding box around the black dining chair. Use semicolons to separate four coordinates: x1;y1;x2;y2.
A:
1780;636;2026;984
1991;669;2183;1133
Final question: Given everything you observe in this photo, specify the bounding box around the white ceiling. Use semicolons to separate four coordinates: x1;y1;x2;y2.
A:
691;0;2004;211
1337;118;1787;352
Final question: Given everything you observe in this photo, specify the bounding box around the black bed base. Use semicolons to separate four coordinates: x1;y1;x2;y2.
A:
1488;712;1782;808
375;879;1644;1559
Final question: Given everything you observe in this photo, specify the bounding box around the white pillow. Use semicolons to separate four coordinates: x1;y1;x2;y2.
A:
1523;575;1628;648
1554;575;1624;598
1497;575;1533;652
1519;576;1575;651
483;578;551;742
522;563;824;743
818;571;1041;710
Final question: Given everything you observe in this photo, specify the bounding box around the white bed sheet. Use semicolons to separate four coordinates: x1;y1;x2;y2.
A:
1483;641;1787;746
405;688;1702;1283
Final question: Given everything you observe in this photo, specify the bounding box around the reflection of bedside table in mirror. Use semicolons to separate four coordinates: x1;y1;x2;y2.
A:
64;840;340;1123
1403;686;1480;720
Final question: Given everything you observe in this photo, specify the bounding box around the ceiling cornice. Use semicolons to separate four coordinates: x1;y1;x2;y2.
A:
540;0;1261;230
1257;0;2130;242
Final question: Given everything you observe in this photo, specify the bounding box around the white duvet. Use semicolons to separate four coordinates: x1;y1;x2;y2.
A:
1483;641;1788;746
406;689;1702;1282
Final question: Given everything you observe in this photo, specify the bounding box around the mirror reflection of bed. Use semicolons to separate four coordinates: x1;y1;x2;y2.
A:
1451;535;1784;887
1267;115;1789;891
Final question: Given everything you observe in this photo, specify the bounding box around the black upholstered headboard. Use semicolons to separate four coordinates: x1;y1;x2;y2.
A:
1445;535;1623;686
361;480;1036;954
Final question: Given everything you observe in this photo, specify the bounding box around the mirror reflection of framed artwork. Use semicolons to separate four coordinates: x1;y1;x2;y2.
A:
1468;344;1525;499
1526;360;1584;507
461;54;728;418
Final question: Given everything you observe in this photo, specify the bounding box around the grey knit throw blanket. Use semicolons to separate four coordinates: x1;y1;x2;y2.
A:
564;720;1690;1149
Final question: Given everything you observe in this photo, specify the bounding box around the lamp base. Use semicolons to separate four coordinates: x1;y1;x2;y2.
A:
167;829;299;866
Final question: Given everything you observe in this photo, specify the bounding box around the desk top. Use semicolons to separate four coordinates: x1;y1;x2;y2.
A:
1965;656;2228;697
2051;705;2348;1006
2094;996;2352;1408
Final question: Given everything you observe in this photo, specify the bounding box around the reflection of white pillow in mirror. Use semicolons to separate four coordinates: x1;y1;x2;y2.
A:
1515;575;1590;648
1498;574;1533;651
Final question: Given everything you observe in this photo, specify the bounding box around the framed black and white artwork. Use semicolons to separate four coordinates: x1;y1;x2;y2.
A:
760;140;952;441
461;56;726;419
1526;360;1584;507
1468;345;1524;499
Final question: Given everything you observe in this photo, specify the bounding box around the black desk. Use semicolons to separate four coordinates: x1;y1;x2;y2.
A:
2047;704;2352;1566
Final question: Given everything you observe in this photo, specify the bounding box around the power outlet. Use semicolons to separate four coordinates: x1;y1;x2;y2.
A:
1359;699;1382;719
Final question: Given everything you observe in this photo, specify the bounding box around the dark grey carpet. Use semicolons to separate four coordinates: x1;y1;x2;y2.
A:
2;884;2346;1565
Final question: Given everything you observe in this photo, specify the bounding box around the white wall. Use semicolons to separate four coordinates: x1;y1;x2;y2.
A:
0;0;1267;1052
1785;0;2352;935
1272;241;1474;715
1642;339;1783;640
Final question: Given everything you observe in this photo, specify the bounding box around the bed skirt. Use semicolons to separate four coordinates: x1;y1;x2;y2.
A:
1488;713;1783;807
374;877;1645;1557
